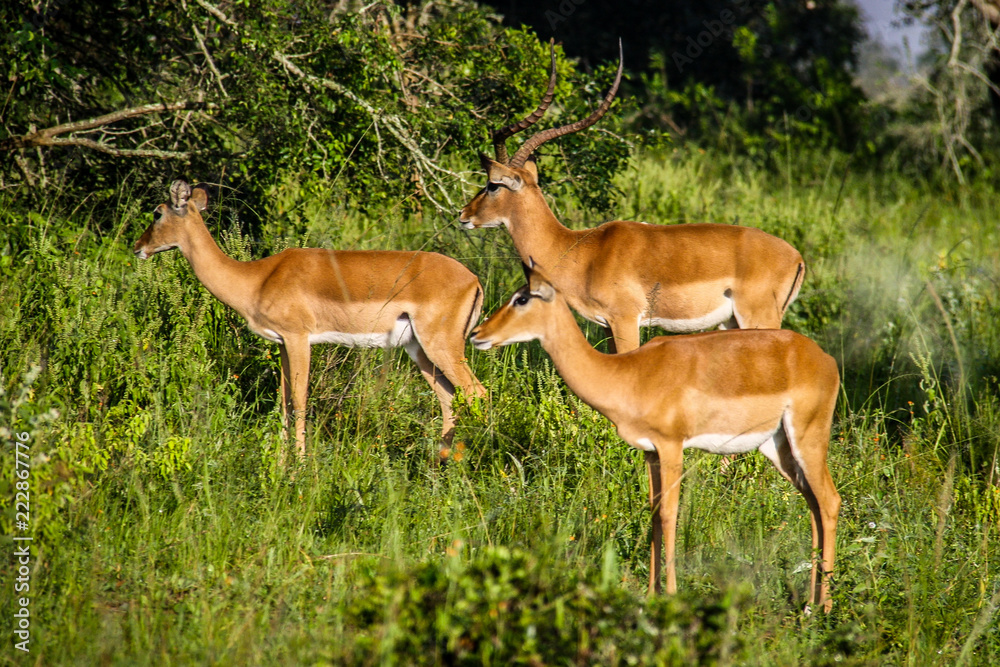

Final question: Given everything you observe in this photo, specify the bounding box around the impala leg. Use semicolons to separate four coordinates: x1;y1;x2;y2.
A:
607;321;640;354
403;340;459;448
423;343;486;402
283;335;311;458
408;319;486;450
657;442;684;595
603;327;618;354
276;344;293;466
645;450;662;595
761;417;840;612
798;452;840;611
731;277;798;330
278;344;293;432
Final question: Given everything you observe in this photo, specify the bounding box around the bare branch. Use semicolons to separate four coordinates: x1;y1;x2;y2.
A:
12;152;36;188
2;101;215;152
191;0;469;213
971;0;1000;26
40;136;192;159
403;67;485;119
950;0;969;67
273;50;467;213
194;0;237;27
192;22;229;97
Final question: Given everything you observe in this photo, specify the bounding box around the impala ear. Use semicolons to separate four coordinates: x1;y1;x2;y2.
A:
170;180;191;210
521;156;538;183
479;151;497;172
530;278;555;302
190;184;209;212
496;173;523;191
485;157;523;191
526;258;555;302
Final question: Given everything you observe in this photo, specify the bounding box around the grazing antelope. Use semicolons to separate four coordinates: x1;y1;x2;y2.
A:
133;180;486;457
460;43;805;353
470;261;841;612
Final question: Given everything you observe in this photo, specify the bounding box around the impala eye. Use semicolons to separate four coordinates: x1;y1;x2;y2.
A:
486;181;501;193
514;295;530;306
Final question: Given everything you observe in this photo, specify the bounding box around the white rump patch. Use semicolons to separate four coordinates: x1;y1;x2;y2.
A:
782;412;808;477
683;429;777;455
758;414;808;488
308;316;415;349
641;298;733;334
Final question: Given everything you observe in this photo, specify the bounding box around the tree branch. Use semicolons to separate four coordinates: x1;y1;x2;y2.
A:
971;0;1000;26
1;101;215;153
194;0;237;27
192;21;229;98
949;0;969;68
273;50;465;213
196;0;468;214
39;136;192;159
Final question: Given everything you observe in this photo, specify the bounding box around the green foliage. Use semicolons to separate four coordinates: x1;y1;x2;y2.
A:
1;0;631;224
485;0;868;156
342;547;746;664
633;3;867;161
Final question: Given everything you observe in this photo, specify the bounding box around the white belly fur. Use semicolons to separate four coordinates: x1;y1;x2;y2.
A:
307;316;415;348
641;298;733;333
683;430;777;455
635;430;777;454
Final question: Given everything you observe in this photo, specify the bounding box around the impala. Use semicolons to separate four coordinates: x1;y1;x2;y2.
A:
134;180;486;458
470;261;841;612
460;43;805;353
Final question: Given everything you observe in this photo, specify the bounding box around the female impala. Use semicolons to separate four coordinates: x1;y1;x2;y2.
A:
460;43;805;353
470;261;841;612
134;180;486;457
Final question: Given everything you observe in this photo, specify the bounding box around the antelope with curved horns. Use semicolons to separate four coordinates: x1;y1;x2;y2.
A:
460;41;806;353
134;180;486;458
470;260;841;612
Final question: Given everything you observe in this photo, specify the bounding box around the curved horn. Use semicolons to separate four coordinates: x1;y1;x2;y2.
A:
492;39;558;164
508;39;623;169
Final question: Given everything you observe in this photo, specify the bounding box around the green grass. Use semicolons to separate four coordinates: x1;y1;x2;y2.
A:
2;150;999;664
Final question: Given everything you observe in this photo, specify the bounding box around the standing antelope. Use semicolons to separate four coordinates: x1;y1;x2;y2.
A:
460;44;805;353
133;180;486;457
470;261;841;612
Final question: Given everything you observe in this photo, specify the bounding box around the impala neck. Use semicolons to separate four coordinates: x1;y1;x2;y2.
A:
537;298;622;417
179;221;256;316
507;192;578;269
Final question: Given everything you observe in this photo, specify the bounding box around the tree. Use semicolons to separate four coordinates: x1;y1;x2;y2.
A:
1;0;630;220
899;0;999;181
481;0;868;152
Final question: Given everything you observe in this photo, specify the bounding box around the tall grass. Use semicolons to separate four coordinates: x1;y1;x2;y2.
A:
1;150;998;664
